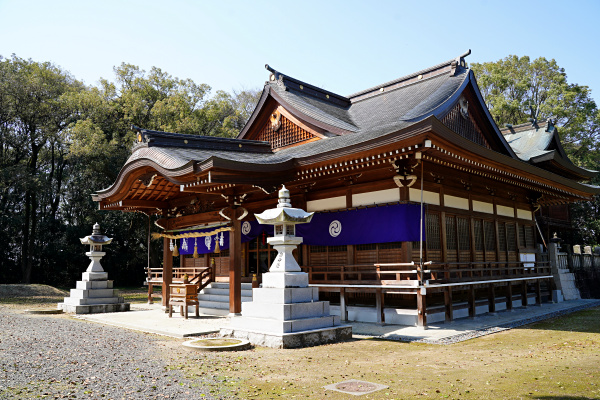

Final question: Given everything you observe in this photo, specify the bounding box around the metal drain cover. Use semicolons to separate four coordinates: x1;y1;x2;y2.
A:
324;379;388;396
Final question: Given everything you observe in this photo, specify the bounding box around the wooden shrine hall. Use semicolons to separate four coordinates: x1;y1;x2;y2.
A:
93;50;599;326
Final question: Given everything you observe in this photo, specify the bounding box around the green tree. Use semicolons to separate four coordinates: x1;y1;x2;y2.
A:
471;55;599;169
471;55;600;245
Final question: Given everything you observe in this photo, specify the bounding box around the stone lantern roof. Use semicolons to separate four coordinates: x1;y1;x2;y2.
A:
254;186;314;225
80;222;113;245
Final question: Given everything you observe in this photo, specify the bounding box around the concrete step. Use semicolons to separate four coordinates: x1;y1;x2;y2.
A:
201;287;253;296
209;282;253;290
197;294;252;303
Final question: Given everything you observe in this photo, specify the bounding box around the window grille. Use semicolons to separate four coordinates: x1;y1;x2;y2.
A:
474;219;484;251
379;242;402;250
457;217;470;250
328;245;347;252
445;216;457;250
310;245;327;253
498;223;507;252
519;225;527;248
426;213;441;250
356;244;376;251
507;224;517;251
484;221;496;251
524;225;535;248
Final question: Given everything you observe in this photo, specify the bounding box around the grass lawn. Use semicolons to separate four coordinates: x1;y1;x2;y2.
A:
175;307;600;399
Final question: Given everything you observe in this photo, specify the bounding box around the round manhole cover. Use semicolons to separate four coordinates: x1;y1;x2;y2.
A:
335;381;377;393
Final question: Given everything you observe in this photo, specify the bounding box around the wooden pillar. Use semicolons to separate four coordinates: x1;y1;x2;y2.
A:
506;282;513;311
468;286;476;317
376;288;385;324
521;281;528;307
162;237;173;308
340;287;347;322
444;286;453;322
535;279;542;305
417;288;427;327
229;213;242;314
488;283;496;313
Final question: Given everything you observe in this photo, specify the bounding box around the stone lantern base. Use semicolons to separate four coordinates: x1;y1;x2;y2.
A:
221;271;352;348
58;271;130;314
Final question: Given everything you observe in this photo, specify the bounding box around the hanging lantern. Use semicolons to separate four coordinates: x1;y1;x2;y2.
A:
193;237;200;258
172;239;179;257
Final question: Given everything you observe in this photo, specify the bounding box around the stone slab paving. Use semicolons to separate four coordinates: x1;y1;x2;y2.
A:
76;299;600;344
75;303;229;338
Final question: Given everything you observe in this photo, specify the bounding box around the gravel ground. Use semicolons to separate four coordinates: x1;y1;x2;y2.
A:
0;308;233;400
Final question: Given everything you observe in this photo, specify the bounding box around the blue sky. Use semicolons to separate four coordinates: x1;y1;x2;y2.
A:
1;0;599;104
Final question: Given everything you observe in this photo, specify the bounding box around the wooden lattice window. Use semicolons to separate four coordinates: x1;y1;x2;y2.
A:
256;113;317;150
498;223;507;252
484;221;496;251
426;213;441;250
446;216;457;251
379;242;402;250
524;225;535;248
441;102;491;149
457;217;470;251
310;245;327;253
474;219;484;251
519;225;527;248
507;224;517;251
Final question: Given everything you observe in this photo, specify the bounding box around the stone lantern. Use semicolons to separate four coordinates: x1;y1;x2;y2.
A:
254;186;313;279
58;223;129;314
79;222;113;280
222;186;351;348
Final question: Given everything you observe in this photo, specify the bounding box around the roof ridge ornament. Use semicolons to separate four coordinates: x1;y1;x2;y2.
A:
450;49;471;76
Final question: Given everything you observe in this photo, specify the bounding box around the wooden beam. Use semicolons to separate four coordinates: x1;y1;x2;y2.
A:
229;209;243;314
506;282;513;311
444;286;453;322
417;289;427;327
488;283;496;313
162;237;173;308
521;281;528;307
340;287;347;322
376;288;385;324
468;286;476;317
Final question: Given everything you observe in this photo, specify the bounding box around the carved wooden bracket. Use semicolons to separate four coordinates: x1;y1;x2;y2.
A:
430;172;444;184
138;173;157;187
460;179;472;191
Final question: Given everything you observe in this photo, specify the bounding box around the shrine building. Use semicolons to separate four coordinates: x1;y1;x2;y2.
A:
93;51;599;326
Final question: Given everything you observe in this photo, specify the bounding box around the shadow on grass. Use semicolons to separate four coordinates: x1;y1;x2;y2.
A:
512;306;600;334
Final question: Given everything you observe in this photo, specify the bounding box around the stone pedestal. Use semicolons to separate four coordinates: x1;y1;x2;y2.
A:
58;272;129;314
221;271;351;348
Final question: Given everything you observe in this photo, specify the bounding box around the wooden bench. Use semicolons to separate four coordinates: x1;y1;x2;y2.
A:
168;284;199;319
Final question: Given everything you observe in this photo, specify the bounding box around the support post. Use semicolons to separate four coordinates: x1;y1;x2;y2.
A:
521;281;528;307
488;283;496;313
468;286;476;318
506;282;513;311
376;288;385;324
162;237;173;309
340;287;347;322
417;288;427;327
535;279;542;305
229;213;242;314
444;286;453;322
